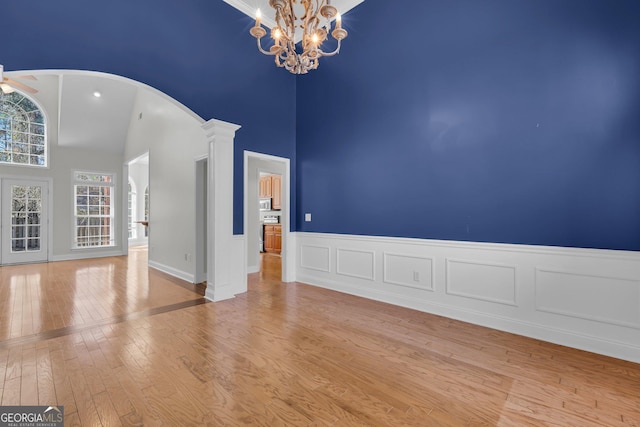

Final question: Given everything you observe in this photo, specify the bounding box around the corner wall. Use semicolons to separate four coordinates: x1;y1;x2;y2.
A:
124;88;207;282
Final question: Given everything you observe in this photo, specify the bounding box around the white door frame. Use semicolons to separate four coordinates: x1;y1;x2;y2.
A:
194;155;208;284
244;150;294;283
0;176;54;265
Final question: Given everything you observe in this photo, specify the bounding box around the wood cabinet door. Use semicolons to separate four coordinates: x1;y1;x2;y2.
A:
259;176;272;198
264;225;275;252
271;175;282;210
274;225;282;253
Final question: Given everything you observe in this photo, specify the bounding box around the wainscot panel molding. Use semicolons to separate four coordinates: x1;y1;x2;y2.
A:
446;259;517;306
535;268;640;329
383;252;434;291
295;232;640;363
149;260;195;284
336;248;375;281
300;245;331;272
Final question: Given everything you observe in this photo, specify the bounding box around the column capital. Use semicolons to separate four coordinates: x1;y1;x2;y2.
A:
202;118;241;142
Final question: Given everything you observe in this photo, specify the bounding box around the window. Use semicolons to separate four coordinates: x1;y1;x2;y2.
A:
128;180;136;239
73;172;115;248
0;90;47;167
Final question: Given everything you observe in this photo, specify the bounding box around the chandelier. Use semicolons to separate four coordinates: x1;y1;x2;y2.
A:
250;0;348;74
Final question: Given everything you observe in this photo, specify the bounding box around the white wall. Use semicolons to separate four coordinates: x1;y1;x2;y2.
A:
124;88;207;282
296;232;640;363
0;76;126;262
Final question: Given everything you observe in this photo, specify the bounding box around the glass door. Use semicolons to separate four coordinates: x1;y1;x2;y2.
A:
1;179;49;264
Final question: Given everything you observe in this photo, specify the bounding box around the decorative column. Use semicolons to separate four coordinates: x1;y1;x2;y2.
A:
201;118;241;302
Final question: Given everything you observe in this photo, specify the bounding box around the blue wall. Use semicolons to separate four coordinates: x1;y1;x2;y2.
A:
296;0;640;251
3;0;296;234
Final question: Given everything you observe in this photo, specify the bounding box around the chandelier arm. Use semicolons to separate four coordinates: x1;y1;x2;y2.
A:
256;37;278;56
317;39;342;57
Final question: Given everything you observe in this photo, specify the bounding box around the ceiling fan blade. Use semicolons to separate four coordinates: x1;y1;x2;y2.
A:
6;78;38;94
0;83;16;94
14;75;37;81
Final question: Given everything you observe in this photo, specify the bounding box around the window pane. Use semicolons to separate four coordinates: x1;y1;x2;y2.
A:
12;226;25;239
73;172;115;248
12;239;26;252
28;239;40;251
13;153;28;163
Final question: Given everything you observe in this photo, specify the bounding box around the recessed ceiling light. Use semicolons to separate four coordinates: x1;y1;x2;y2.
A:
93;91;102;98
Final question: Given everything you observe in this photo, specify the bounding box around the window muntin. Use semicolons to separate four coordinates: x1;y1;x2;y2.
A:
73;172;115;248
0;90;47;167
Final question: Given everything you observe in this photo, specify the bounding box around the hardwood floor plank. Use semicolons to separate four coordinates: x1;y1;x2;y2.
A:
93;391;123;427
1;377;21;406
0;250;639;426
35;346;56;405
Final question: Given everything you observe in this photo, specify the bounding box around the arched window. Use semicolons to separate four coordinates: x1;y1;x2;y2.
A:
128;180;137;239
0;90;46;167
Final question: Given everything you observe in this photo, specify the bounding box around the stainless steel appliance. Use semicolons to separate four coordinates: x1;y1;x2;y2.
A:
259;198;271;211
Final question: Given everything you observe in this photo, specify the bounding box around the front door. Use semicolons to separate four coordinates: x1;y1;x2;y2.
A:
1;179;49;265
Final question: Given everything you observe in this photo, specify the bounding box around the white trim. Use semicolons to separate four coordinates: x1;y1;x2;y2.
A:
148;260;195;283
202;119;242;302
51;250;123;262
0;89;50;169
0;175;55;264
296;232;640;363
243;150;293;282
70;169;117;250
383;252;435;291
0;177;53;265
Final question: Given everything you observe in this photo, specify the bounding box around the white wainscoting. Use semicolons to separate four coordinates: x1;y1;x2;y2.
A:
295;232;640;363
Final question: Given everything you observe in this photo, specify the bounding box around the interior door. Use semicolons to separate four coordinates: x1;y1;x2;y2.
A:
1;179;49;265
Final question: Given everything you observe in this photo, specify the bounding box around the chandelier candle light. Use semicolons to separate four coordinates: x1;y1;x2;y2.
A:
250;0;348;74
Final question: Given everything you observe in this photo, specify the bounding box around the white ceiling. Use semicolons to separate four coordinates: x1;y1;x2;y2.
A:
223;0;364;29
58;74;137;154
3;70;145;155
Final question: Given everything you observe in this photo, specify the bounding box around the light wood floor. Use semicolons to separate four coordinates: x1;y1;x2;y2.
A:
1;251;639;426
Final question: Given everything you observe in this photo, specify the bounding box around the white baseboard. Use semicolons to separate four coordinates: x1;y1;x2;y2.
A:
51;250;124;262
148;260;195;283
295;232;640;363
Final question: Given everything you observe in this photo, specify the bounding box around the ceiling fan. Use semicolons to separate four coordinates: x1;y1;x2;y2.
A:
0;65;38;94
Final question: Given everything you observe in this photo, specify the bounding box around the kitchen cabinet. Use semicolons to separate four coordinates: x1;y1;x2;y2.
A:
259;174;282;210
263;224;282;254
259;175;272;198
271;175;282;210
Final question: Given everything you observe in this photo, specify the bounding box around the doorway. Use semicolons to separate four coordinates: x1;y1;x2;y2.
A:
126;153;149;250
244;151;292;283
1;178;50;265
